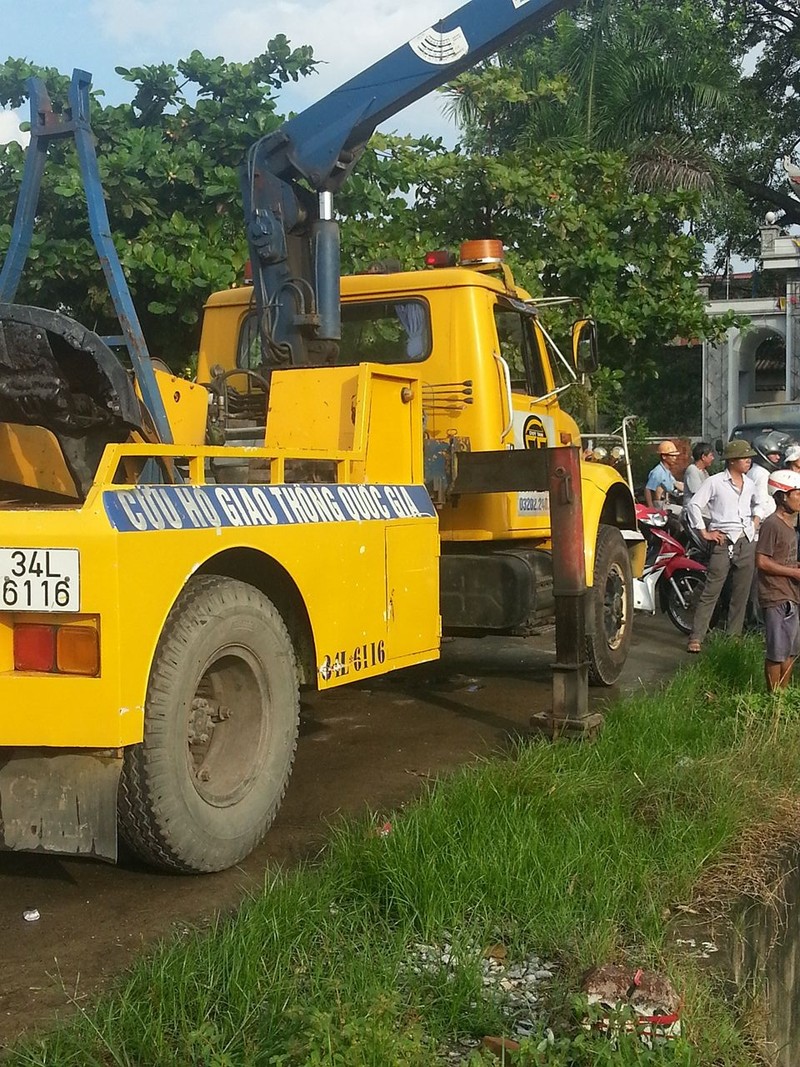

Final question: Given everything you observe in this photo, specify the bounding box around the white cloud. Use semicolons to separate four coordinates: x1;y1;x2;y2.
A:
223;0;459;139
214;0;439;83
85;0;458;139
87;0;183;45
0;109;28;147
88;0;442;75
209;0;456;135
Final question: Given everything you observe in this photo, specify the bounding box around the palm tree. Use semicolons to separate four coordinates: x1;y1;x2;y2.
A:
446;0;738;192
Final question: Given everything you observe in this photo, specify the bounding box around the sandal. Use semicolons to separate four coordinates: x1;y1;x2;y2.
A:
686;640;702;654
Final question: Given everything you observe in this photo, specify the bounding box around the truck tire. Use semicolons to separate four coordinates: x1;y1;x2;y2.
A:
586;524;633;687
118;575;299;873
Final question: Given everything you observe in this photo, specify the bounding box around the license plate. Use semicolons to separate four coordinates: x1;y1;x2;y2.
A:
0;549;80;612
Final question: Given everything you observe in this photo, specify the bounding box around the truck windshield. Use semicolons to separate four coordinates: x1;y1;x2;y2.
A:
236;299;431;370
494;307;547;398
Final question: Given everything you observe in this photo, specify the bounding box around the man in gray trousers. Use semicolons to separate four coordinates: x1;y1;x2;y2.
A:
685;439;763;653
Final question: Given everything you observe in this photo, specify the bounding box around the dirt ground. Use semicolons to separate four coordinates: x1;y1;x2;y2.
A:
0;615;686;1049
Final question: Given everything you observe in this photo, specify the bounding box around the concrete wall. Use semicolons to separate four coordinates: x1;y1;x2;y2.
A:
677;844;800;1066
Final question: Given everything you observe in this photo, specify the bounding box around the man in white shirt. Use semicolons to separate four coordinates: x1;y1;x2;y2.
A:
685;439;760;653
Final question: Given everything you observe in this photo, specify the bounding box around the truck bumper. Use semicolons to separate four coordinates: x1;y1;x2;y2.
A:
0;748;121;861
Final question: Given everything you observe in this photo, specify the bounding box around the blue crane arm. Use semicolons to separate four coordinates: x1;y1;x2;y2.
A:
244;0;572;368
0;70;173;442
273;0;569;190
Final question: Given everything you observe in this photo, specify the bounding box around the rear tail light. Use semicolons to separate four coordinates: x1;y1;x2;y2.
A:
14;623;99;676
14;625;56;672
57;626;100;676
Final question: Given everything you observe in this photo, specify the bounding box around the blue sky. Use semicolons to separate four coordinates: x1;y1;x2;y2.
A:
0;0;457;144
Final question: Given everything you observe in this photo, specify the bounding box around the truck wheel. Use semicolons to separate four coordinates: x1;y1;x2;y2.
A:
586;524;633;687
118;575;299;873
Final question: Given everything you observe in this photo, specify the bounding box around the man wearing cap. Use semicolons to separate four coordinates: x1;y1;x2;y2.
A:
685;439;761;653
644;440;684;509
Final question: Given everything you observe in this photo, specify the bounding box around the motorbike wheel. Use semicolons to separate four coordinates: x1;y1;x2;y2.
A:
666;571;705;635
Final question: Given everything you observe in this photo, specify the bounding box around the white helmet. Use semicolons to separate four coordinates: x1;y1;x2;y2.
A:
767;469;800;494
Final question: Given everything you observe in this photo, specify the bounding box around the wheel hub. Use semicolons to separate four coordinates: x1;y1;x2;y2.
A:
186;650;267;807
603;562;627;650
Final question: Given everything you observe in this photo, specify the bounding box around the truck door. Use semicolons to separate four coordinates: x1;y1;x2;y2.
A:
492;303;557;524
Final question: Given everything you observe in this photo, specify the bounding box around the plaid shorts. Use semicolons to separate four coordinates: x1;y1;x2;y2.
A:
764;602;800;663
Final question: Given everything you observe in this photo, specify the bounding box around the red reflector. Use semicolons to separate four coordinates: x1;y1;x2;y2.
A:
424;249;456;268
14;625;57;672
243;258;253;284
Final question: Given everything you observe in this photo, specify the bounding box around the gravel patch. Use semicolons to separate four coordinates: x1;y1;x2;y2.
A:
401;937;556;1063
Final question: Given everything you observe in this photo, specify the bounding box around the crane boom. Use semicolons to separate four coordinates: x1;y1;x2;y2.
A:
244;0;572;366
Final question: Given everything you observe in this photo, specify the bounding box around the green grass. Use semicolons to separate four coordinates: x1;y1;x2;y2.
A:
6;635;800;1066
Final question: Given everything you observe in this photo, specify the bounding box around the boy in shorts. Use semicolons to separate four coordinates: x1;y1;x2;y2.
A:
756;470;800;690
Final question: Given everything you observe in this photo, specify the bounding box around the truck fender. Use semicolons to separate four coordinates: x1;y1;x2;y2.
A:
580;473;639;583
194;545;317;686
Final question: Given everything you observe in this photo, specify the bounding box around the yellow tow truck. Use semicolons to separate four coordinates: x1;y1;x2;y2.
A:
0;0;642;872
199;242;638;683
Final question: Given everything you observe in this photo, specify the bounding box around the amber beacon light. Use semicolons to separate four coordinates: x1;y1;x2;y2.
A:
459;239;505;265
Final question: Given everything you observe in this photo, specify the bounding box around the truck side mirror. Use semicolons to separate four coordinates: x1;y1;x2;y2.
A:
571;318;599;375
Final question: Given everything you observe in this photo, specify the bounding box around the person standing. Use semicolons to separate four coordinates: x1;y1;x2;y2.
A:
644;440;684;509
747;431;790;520
757;469;800;690
685;439;760;654
682;442;714;512
743;433;788;628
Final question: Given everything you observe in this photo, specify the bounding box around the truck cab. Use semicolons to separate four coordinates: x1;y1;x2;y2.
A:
198;244;642;684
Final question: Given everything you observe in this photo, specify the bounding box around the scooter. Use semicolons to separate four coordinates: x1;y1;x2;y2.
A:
585;417;710;633
634;504;708;634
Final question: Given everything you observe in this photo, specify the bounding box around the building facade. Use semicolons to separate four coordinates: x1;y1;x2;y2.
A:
702;229;800;443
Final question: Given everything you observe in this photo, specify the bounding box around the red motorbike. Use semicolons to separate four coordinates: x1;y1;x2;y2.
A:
634;504;708;634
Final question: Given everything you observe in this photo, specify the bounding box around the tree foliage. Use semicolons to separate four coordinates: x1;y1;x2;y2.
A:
337;133;732;428
0;41;315;363
5;0;793;431
696;0;800;264
448;1;737;177
420;0;800;424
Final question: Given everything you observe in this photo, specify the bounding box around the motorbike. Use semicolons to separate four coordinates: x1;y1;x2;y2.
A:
583;418;710;633
634;504;708;634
